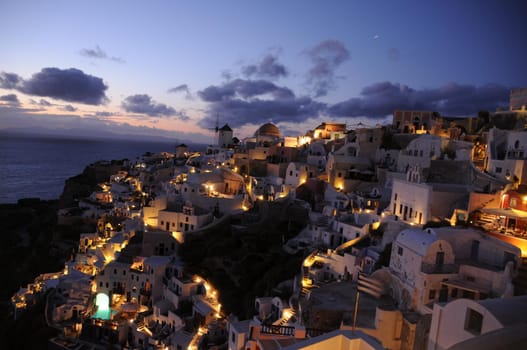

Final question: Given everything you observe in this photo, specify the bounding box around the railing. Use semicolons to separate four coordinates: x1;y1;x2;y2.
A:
260;324;295;336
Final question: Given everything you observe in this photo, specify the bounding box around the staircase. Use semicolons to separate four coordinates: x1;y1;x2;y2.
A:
357;273;384;299
475;212;496;229
135;314;147;332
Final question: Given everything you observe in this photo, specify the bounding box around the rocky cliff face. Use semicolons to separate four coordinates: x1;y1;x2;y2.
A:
0;160;125;348
59;161;124;208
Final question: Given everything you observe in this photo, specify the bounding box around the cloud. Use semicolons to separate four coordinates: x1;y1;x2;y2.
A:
168;84;193;99
221;70;233;81
80;45;125;63
1;68;109;105
198;78;325;128
305;40;350;97
329;81;509;118
0;94;20;106
0;72;23;89
242;54;288;79
122;94;187;120
387;48;400;62
39;99;52;106
63;104;77;112
199;79;294;102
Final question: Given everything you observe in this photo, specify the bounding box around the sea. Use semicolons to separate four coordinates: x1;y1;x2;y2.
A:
0;134;202;203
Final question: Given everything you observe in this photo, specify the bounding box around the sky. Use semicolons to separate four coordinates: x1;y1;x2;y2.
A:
1;0;526;144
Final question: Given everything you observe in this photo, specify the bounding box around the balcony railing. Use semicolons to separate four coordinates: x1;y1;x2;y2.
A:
260;324;295;336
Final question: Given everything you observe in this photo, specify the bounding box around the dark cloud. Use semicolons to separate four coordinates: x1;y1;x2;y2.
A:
305;40;350;97
200;96;325;129
198;79;325;128
1;68;108;105
63;104;77;112
39;99;52;106
122;94;188;119
168;84;193;99
0;72;23;89
198;79;294;102
242;54;288;79
80;45;125;63
0;93;20;106
388;48;400;62
329;81;509;118
168;84;189;94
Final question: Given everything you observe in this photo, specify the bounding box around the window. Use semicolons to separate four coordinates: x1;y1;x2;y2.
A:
172;222;175;227
161;221;164;225
394;193;398;201
464;308;483;335
123;270;126;276
495;167;502;173
429;289;436;300
397;246;403;255
114;269;117;275
289;170;293;176
231;331;236;343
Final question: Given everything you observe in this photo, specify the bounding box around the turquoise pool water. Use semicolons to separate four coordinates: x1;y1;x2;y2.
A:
92;308;116;320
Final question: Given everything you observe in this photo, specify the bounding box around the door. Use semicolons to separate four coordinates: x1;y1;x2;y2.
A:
435;252;445;272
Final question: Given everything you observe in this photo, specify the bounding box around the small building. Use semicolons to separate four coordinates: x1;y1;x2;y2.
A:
428;295;527;350
218;124;233;148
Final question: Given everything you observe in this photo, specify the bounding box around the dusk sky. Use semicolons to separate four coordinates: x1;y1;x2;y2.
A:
1;0;526;144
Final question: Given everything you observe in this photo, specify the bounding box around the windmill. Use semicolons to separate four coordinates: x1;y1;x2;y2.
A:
205;113;220;146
